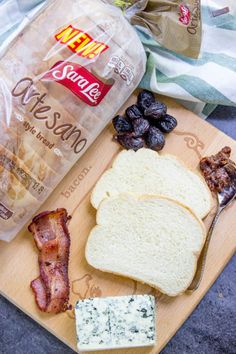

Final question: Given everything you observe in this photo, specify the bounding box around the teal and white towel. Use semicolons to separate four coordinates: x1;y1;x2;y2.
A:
137;0;236;118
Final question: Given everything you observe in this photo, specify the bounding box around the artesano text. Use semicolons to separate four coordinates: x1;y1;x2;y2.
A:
12;78;87;154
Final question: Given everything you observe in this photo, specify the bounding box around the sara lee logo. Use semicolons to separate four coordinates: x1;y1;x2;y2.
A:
179;3;191;25
41;61;114;106
55;25;108;59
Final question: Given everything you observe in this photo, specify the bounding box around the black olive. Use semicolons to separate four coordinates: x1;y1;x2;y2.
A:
115;133;144;151
137;90;155;111
125;105;143;120
146;126;165;151
144;102;167;120
112;115;132;133
155;114;178;133
133;118;150;137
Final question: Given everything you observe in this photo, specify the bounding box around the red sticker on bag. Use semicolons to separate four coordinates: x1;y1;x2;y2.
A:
41;61;114;106
179;3;191;25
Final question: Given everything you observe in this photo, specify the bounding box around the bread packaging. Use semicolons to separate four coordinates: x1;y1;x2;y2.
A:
0;0;146;241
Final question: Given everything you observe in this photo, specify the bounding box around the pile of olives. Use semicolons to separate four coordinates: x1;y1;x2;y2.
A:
113;90;177;151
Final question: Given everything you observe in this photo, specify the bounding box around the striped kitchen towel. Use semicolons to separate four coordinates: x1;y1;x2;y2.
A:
137;0;236;118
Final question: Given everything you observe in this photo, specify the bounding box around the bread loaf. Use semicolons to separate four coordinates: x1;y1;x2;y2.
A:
0;168;40;241
0;145;50;200
86;194;206;296
4;139;57;187
91;148;213;219
0;0;146;241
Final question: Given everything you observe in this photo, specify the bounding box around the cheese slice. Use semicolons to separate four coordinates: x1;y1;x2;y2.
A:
75;295;156;352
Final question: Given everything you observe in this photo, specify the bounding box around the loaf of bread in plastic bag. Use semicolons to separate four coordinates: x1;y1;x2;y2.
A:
0;0;146;241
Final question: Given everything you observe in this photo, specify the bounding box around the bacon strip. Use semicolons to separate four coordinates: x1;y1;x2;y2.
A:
28;208;71;313
200;146;233;193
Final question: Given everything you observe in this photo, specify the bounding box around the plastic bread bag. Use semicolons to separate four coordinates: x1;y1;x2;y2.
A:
0;0;146;241
136;0;236;118
111;0;202;58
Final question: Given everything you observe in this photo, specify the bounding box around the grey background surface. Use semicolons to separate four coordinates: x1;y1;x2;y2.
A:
0;105;236;354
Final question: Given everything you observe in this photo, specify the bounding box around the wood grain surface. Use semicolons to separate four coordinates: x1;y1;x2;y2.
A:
0;93;235;353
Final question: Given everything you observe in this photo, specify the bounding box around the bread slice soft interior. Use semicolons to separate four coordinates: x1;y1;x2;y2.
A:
86;194;206;296
91;148;212;219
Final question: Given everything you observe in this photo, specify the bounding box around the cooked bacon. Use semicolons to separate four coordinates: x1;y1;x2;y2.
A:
31;277;47;311
29;208;71;314
200;146;233;192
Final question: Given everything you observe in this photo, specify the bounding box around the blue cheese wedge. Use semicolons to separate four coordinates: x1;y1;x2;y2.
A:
75;295;156;352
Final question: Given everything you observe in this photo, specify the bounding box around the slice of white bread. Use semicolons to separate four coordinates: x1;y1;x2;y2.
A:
86;194;206;296
91;148;212;219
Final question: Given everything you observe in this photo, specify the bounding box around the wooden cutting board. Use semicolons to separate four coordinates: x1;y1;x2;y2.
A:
0;93;236;354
